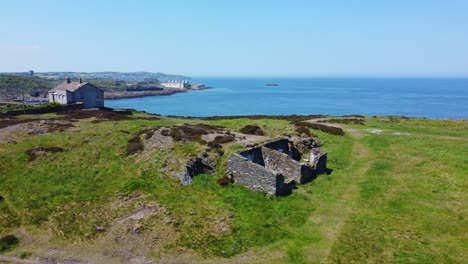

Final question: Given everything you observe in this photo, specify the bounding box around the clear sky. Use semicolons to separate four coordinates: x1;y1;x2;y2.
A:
1;0;467;77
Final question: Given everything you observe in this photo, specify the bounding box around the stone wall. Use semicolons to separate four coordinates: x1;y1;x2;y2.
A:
239;147;265;166
264;138;301;161
310;148;327;174
227;153;295;196
226;138;328;196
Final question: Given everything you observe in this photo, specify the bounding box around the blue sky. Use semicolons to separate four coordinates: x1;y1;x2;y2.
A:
1;0;467;77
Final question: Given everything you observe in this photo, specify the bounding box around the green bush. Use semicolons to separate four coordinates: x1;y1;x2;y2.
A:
0;235;19;252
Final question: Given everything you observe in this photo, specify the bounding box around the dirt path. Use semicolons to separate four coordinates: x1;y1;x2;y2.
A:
306;136;372;262
0;256;40;264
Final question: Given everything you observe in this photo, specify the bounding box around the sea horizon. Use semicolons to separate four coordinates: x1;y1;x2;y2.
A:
106;77;468;119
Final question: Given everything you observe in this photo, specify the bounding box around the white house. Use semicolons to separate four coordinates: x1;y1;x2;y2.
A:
160;80;190;89
48;78;104;108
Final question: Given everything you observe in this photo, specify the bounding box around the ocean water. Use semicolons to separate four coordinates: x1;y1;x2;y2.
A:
105;78;468;118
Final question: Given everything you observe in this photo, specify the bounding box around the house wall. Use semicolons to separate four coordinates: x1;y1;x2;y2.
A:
74;84;104;108
160;82;189;89
48;90;69;105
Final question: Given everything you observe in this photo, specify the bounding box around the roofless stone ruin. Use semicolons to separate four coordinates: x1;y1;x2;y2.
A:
227;138;327;196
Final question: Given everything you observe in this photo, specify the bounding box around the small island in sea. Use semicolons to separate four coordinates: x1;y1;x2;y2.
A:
265;83;280;86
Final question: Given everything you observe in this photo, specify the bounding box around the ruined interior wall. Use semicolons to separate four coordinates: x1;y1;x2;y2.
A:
261;147;303;182
263;139;290;154
227;153;277;195
239;147;265;166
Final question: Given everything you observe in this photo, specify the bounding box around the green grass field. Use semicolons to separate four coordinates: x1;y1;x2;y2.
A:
0;113;466;263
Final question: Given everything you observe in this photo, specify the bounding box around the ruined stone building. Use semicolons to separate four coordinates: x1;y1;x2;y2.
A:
227;138;327;196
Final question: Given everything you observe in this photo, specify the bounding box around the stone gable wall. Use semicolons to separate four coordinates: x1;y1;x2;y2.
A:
227;153;278;195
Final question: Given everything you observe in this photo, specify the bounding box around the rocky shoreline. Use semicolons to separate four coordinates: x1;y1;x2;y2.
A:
104;86;209;100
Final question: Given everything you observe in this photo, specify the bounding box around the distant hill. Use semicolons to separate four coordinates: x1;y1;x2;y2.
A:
0;76;59;98
0;72;191;99
0;71;190;82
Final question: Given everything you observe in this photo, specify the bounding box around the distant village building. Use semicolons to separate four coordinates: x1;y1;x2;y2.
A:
48;78;104;108
160;80;190;89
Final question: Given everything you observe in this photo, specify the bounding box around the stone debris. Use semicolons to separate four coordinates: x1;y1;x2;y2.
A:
392;132;411;136
366;128;384;134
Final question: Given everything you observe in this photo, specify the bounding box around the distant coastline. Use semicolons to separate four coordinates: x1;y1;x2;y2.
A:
105;86;209;100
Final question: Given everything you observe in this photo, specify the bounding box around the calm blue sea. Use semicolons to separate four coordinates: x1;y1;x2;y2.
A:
105;78;468;118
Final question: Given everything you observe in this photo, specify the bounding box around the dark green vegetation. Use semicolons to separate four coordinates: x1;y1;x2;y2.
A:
239;125;265;135
0;102;64;113
0;112;466;263
0;75;168;100
0;76;58;96
0;235;19;253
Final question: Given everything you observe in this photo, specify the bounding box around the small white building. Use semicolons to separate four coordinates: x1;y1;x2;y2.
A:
48;78;104;108
160;80;190;89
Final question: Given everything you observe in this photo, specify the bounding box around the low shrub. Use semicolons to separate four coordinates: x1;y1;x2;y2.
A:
318;118;365;125
239;125;264;135
25;146;65;161
211;135;235;144
0;235;19;252
217;175;232;187
126;136;144;155
169;124;224;143
307;123;345;136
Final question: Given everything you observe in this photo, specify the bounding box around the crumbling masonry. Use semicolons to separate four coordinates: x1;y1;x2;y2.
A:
227;138;327;196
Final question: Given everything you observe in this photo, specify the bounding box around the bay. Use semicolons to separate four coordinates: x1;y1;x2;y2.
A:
105;77;468;118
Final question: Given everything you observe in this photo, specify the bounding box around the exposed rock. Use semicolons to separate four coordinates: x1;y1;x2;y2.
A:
169;124;224;143
95;226;106;232
144;126;174;150
179;158;213;186
132;225;144;233
25;146;65;161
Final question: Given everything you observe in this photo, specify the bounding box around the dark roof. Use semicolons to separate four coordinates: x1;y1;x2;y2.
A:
51;81;100;92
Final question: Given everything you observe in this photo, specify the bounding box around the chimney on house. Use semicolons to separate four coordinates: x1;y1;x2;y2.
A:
66;77;71;83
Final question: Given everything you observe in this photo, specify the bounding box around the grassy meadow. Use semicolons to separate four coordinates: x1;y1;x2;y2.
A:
0;112;466;263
